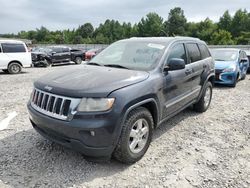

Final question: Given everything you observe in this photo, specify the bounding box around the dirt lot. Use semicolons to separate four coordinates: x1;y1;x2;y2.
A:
0;65;249;188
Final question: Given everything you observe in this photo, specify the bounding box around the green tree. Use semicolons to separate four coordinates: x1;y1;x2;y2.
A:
218;10;232;32
165;7;187;36
211;29;234;45
76;23;94;39
196;18;217;44
137;12;164;37
231;9;250;37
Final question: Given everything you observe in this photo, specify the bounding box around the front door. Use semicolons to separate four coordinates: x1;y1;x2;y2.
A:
161;43;194;118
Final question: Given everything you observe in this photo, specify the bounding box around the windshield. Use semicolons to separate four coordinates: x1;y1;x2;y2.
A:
211;49;238;61
90;41;166;71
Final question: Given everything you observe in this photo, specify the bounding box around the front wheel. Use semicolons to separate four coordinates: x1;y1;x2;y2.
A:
74;57;82;64
8;62;22;74
113;107;153;164
193;82;213;113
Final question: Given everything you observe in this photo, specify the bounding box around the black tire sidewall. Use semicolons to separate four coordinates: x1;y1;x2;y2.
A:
75;57;82;64
114;107;153;163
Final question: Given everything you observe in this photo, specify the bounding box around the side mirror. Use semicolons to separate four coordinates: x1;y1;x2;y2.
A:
51;52;56;56
164;58;185;71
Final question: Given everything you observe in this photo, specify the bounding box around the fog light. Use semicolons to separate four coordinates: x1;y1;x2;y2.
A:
90;131;95;136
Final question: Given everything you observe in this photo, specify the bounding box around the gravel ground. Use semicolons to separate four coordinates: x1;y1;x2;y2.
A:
0;65;249;188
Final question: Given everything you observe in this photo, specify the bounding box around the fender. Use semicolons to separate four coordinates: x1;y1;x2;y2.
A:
197;72;215;101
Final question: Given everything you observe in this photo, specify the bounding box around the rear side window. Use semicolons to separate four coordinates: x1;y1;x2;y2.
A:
198;44;211;59
2;43;26;53
167;43;187;64
186;43;201;63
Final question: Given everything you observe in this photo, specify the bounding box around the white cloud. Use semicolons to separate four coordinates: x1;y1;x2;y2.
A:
0;0;249;33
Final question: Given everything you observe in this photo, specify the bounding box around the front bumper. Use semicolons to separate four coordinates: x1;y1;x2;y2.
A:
27;103;121;157
215;70;237;85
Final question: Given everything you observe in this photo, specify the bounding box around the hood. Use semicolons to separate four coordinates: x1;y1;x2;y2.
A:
215;60;237;70
34;65;149;98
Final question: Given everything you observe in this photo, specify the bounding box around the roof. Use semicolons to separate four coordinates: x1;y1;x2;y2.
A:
210;48;241;52
127;36;203;43
0;39;26;44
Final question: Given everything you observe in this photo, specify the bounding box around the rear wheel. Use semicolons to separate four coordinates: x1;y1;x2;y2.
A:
113;107;153;164
8;62;22;74
193;82;213;112
74;57;82;64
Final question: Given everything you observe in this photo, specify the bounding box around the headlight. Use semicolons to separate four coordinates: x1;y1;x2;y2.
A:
77;98;115;112
223;67;236;72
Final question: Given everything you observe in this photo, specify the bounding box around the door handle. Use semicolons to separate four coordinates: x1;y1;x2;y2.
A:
185;69;192;75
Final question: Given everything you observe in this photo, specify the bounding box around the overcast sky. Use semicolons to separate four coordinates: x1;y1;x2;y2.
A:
0;0;249;34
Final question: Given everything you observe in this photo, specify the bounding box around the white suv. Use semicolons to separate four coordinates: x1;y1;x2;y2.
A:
0;40;32;74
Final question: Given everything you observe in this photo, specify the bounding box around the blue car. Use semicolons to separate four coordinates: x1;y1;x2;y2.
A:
210;48;249;87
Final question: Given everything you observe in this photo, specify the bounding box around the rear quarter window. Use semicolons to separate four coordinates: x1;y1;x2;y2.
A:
2;43;26;53
198;44;211;59
186;43;201;63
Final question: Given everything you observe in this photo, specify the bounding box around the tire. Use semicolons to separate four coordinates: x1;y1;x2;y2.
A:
74;57;82;64
241;73;246;80
44;59;52;67
8;62;22;74
113;107;153;164
2;69;9;73
193;82;213;113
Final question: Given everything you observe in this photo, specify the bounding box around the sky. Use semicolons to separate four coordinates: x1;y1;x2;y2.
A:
0;0;249;34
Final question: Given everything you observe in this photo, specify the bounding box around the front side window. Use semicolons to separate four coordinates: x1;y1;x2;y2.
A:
2;43;26;53
167;43;187;64
91;41;167;71
186;43;201;63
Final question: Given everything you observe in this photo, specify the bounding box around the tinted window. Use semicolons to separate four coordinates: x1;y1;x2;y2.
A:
0;45;2;53
186;43;201;63
52;48;62;53
198;44;211;59
2;43;26;53
167;43;186;64
62;48;70;53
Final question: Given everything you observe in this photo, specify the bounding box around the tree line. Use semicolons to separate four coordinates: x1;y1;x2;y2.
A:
1;7;250;45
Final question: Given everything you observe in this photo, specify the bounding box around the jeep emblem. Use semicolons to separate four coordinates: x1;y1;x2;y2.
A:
44;86;52;91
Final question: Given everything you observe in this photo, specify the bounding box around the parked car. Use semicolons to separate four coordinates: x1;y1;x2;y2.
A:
31;46;84;67
245;50;250;72
85;48;104;61
27;37;215;164
0;39;32;74
210;48;249;87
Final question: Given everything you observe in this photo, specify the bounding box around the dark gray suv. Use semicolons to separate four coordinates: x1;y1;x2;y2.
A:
27;37;215;164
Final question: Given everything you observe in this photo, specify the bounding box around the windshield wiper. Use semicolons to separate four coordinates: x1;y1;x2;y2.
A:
87;62;102;66
215;59;226;61
104;64;129;69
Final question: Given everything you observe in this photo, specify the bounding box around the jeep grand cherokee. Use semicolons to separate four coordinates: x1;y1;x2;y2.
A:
27;37;215;164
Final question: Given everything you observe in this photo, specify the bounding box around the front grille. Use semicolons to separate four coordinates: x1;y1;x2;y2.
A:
31;88;81;120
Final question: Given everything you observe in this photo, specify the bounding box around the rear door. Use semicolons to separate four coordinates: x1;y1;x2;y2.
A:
162;43;194;117
185;43;204;92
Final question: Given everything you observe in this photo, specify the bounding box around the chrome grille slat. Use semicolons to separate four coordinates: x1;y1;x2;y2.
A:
30;88;81;121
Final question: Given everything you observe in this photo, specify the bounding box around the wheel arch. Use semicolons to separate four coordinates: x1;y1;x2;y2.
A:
122;98;159;129
8;60;23;67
